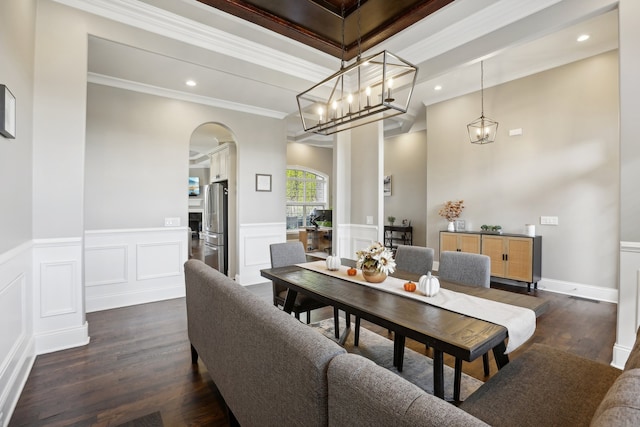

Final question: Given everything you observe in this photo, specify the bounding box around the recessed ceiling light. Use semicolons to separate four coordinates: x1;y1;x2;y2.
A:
434;85;442;91
186;80;197;87
577;34;590;42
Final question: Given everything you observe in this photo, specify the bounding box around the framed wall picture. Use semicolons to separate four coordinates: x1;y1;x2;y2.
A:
256;173;272;192
383;175;392;196
0;84;16;139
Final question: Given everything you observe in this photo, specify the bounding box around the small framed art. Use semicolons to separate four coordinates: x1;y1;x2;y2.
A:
0;84;16;139
256;174;272;192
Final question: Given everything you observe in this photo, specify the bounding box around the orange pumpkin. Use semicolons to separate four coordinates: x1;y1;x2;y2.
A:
347;267;357;276
403;281;416;292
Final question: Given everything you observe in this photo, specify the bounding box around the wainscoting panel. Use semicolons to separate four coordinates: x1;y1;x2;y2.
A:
335;224;379;259
84;228;188;313
39;261;77;317
32;238;88;355
85;245;127;287
136;242;182;281
613;241;640;368
237;223;285;285
0;242;34;427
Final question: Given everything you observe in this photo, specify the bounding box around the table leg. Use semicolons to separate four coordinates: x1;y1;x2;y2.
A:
282;288;297;314
454;358;462;402
492;341;510;369
393;335;405;372
433;349;444;399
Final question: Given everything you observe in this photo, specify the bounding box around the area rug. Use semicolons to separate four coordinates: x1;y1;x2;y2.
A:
116;411;163;427
311;318;483;401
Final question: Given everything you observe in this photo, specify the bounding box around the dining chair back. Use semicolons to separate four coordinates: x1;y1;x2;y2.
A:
269;241;332;325
395;245;434;275
270;241;307;268
437;250;492;400
438;251;490;288
354;245;434;350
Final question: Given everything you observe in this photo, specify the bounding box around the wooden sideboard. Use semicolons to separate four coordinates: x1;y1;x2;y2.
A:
440;231;542;292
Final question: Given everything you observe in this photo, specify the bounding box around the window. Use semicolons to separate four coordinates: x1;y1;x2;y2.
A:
286;168;328;230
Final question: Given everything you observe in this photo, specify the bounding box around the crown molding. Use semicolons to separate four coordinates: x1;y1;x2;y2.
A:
88;72;288;119
53;0;333;83
396;0;563;64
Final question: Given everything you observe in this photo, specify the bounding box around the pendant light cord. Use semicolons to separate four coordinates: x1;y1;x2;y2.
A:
356;0;362;61
340;2;345;69
480;60;485;116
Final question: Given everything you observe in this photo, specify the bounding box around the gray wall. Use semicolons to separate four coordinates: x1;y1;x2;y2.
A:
384;131;427;247
85;83;286;230
0;0;35;253
350;124;382;225
426;50;619;289
85;85;188;229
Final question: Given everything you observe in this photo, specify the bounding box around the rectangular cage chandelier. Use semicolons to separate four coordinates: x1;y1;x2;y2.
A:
297;50;418;135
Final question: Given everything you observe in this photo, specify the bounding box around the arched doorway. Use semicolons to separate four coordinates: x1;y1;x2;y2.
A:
189;123;238;278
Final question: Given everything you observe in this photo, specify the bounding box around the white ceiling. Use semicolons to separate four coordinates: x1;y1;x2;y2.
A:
81;0;619;149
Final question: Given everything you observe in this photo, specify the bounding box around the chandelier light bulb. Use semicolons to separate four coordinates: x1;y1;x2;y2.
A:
385;78;395;102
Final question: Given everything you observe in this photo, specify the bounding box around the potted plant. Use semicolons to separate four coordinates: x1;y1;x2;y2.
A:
387;215;396;226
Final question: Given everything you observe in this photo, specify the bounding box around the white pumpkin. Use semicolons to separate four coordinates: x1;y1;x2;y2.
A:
418;272;440;297
326;255;341;271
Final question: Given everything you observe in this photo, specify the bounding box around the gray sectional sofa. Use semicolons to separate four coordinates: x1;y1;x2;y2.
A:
184;259;640;426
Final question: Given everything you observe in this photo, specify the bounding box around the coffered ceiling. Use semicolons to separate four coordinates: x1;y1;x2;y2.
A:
196;0;454;59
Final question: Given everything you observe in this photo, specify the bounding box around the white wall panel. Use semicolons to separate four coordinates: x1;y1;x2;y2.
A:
84;228;188;313
85;245;127;286
613;241;640;368
136;242;182;281
0;242;35;425
32;238;88;355
39;261;77;317
237;223;284;285
336;224;378;260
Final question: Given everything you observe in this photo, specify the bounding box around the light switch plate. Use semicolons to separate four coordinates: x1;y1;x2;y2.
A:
540;216;558;225
164;217;181;227
366;216;374;225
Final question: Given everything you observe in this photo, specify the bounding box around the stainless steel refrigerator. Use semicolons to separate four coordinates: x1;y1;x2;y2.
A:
203;181;228;275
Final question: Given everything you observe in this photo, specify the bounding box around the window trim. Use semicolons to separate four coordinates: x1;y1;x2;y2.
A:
286;166;329;231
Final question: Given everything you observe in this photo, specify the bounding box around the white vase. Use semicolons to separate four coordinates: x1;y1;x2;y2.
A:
447;221;455;232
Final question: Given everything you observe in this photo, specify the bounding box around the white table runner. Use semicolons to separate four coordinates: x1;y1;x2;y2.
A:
297;260;535;353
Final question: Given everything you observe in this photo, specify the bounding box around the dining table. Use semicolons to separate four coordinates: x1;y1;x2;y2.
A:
260;259;549;400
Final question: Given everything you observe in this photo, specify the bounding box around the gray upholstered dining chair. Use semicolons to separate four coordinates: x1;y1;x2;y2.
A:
438;250;492;401
269;241;339;329
354;245;435;347
395;245;434;275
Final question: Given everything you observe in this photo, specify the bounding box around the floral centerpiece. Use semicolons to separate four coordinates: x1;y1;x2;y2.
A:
356;242;396;283
439;200;464;231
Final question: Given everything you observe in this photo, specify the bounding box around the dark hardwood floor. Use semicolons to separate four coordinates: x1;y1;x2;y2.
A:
9;239;617;426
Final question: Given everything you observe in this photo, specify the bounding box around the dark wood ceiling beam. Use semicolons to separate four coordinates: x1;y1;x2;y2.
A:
197;0;454;60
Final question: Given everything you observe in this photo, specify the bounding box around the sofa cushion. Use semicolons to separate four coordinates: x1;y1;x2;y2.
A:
185;259;346;427
590;368;640;426
327;353;489;427
460;343;621;427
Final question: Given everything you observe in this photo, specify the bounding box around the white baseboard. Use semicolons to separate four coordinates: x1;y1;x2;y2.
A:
34;321;90;355
612;343;631;369
0;337;35;427
86;285;185;312
536;278;618;303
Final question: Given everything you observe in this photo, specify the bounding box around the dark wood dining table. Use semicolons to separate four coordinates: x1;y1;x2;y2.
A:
260;261;549;400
